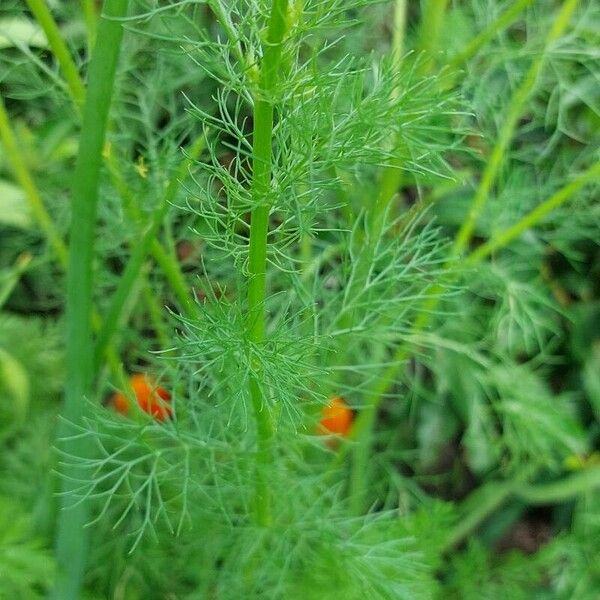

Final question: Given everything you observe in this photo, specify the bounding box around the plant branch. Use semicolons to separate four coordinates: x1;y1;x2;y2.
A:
442;466;600;553
53;1;130;598
24;0;86;108
246;0;290;527
452;0;579;255
0;94;69;266
466;161;600;264
94;134;206;367
448;0;535;69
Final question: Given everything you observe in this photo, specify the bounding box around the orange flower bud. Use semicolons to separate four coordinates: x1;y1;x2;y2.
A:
318;396;353;436
111;373;172;421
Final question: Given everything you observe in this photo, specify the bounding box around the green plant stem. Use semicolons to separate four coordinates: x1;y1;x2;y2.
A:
246;0;290;527
0;95;123;382
417;0;449;74
54;1;130;598
150;240;196;313
452;0;579;255
442;466;600;552
517;467;600;505
346;158;595;499
0;253;32;309
81;0;98;51
448;0;535;68
105;146;200;311
348;0;580;514
24;0;86;108
369;0;408;223
466;161;600;264
0;95;68;266
94;135;206;367
141;277;170;350
208;0;247;70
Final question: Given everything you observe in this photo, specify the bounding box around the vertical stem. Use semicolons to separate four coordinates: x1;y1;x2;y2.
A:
81;0;98;51
370;0;408;224
246;0;290;526
53;1;130;598
24;0;86;108
417;0;449;74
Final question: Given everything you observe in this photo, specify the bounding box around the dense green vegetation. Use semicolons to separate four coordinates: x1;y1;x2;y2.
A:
0;0;599;598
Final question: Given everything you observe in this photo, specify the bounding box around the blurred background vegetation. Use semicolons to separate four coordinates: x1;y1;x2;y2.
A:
0;0;599;598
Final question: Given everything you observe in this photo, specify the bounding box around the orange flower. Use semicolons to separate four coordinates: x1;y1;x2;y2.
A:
318;396;353;436
111;373;172;421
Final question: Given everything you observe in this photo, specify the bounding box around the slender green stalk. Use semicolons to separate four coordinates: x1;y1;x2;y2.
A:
348;0;580;514
352;161;600;449
81;0;98;51
442;466;600;552
24;0;86;108
517;466;600;505
448;0;535;68
0;95;68;266
93;135;206;367
453;0;579;255
369;0;408;223
54;1;130;598
467;161;600;264
391;0;407;71
104;149;199;316
24;0;197;330
417;0;449;74
0;253;32;309
246;0;290;526
141;278;171;351
208;0;247;70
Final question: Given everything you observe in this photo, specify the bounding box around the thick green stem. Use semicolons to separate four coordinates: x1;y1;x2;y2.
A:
54;1;129;598
417;0;449;74
24;0;86;108
246;0;289;526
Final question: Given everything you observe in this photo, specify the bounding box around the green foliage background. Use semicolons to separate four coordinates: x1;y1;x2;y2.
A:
0;0;599;598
